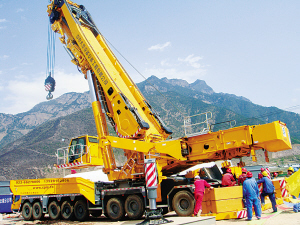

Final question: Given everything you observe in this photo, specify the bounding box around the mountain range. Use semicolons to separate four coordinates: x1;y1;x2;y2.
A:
1;76;299;180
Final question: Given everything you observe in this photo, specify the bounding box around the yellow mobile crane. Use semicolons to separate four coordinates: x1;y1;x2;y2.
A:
10;0;292;222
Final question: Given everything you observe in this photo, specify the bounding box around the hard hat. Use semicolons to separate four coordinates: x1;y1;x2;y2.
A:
274;172;278;177
242;168;247;173
194;175;200;179
247;172;253;178
288;167;294;172
261;168;265;172
262;171;268;177
227;168;232;173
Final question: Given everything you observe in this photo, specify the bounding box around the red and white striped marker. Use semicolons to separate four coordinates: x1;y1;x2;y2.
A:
258;183;263;193
145;161;157;188
279;179;288;197
237;210;247;219
266;168;271;179
57;161;83;168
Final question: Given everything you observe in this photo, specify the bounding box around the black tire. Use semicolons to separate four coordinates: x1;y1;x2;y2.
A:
48;201;61;220
106;197;125;221
61;200;74;220
32;202;44;220
90;210;102;218
74;199;88;221
125;195;144;220
22;202;33;221
172;191;195;216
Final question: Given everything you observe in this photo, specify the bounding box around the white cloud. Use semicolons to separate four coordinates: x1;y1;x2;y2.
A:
148;42;171;51
0;19;6;23
178;54;203;68
0;69;89;115
0;55;9;60
0;26;6;30
160;59;174;67
21;62;33;66
16;8;24;13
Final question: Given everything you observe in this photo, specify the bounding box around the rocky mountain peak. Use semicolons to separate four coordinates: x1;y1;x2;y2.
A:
190;80;214;95
161;77;190;87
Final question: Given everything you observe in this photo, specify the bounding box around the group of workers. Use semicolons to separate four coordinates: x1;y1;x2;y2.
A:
192;166;295;220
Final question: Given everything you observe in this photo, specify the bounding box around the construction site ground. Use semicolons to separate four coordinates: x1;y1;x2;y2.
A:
1;205;299;225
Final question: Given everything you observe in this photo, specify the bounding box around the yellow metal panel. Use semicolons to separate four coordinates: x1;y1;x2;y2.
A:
211;198;244;213
187;125;253;161
10;177;95;204
252;121;292;152
106;136;184;160
106;136;154;152
273;180;281;190
210;186;243;201
202;211;239;220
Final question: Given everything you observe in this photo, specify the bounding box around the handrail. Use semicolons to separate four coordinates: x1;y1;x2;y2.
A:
184;112;212;136
56;144;90;166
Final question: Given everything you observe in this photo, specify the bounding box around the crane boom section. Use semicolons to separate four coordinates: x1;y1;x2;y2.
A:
48;0;171;141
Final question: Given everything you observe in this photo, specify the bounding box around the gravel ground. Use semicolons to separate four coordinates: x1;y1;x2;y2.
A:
1;206;300;225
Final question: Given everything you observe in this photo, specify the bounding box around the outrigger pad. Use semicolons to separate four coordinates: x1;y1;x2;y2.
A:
137;210;173;225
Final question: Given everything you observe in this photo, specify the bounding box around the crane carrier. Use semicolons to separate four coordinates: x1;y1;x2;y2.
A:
10;0;292;222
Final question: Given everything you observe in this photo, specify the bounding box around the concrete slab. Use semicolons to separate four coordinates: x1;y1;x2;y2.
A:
122;215;216;225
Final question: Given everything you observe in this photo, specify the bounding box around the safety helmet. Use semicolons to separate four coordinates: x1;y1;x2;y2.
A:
288;167;294;172
227;168;232;173
273;172;278;177
261;168;265;172
194;175;200;179
242;168;247;173
247;172;253;178
262;171;268;177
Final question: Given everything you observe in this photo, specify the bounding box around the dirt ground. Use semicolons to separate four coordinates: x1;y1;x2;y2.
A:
1;206;300;225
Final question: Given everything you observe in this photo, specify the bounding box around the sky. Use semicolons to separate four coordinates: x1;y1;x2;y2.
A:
1;1;300;115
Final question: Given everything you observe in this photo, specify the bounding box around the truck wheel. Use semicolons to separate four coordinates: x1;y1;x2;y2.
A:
74;199;88;221
48;201;61;220
61;200;74;220
106;197;125;221
125;195;144;219
22;202;33;221
32;202;44;220
172;191;194;216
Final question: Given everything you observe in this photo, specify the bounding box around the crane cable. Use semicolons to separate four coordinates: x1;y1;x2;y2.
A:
45;21;56;100
103;37;186;118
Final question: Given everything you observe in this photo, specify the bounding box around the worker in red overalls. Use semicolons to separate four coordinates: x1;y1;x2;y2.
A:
193;175;213;217
222;168;236;187
238;168;247;185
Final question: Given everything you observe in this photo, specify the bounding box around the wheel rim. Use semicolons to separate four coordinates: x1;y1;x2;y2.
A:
179;198;189;210
64;207;70;215
25;206;30;216
34;207;39;215
129;201;138;212
111;203;119;214
51;205;57;215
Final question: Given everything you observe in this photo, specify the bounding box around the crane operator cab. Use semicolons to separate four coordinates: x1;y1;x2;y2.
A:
56;135;104;169
68;137;87;163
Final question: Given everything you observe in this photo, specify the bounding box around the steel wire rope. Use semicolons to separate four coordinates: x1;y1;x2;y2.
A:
102;37;186;119
236;104;300;125
46;22;56;78
211;104;300;131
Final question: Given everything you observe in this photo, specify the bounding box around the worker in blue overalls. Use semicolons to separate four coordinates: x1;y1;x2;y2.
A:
243;171;261;221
